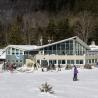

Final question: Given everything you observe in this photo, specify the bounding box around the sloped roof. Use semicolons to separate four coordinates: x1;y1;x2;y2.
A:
89;45;98;50
0;49;6;59
4;45;39;51
35;36;90;50
89;41;98;50
1;36;90;53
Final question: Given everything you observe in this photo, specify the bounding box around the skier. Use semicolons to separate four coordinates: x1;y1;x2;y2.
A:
73;65;78;81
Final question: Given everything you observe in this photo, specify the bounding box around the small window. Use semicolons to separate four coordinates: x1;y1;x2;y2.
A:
20;60;22;62
67;60;70;64
12;52;15;55
71;60;74;64
16;60;18;62
20;50;23;55
76;60;79;64
62;60;65;64
80;60;83;64
89;59;91;64
49;60;52;65
53;60;56;64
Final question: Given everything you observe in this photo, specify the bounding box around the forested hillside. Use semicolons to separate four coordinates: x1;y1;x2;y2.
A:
0;0;98;47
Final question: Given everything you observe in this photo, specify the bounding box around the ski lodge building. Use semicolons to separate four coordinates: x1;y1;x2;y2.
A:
0;36;98;67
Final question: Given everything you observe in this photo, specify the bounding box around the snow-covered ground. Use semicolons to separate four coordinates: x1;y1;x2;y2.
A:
0;68;98;98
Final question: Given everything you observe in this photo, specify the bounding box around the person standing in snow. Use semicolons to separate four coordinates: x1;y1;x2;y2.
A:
73;65;78;81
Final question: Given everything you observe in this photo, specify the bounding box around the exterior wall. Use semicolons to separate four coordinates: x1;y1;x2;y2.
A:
6;55;25;66
35;54;86;67
85;50;98;66
85;55;98;66
6;47;29;66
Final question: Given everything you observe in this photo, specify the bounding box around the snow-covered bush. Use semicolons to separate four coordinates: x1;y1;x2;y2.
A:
39;82;54;94
84;64;92;69
65;65;72;70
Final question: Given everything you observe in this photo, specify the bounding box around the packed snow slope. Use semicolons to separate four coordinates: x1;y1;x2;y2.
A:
0;68;98;98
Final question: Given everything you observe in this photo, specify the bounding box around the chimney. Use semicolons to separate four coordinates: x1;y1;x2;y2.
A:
91;41;95;45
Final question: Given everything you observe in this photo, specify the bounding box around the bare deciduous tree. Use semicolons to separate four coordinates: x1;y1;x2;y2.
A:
73;11;95;43
23;13;32;44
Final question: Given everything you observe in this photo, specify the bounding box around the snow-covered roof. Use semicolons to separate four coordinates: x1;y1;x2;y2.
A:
0;49;3;54
0;49;6;59
5;45;40;51
1;36;90;53
89;41;98;50
89;45;98;50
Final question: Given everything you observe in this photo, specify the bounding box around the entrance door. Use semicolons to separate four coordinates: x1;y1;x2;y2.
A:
41;60;48;68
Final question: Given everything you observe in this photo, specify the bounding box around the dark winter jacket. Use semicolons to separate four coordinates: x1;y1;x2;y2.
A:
74;66;78;74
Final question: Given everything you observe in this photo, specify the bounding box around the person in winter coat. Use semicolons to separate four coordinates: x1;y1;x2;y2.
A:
73;65;78;81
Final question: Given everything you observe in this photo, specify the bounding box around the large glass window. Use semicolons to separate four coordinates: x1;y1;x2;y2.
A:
71;60;74;64
76;60;79;64
67;60;70;64
53;45;56;50
57;44;60;50
89;59;91;64
49;60;56;64
67;60;74;64
75;41;86;55
49;60;52;65
48;46;52;54
76;60;83;64
39;39;87;56
61;43;65;50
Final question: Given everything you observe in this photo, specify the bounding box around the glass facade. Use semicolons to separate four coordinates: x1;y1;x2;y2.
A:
76;60;83;64
5;38;89;66
39;39;87;55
